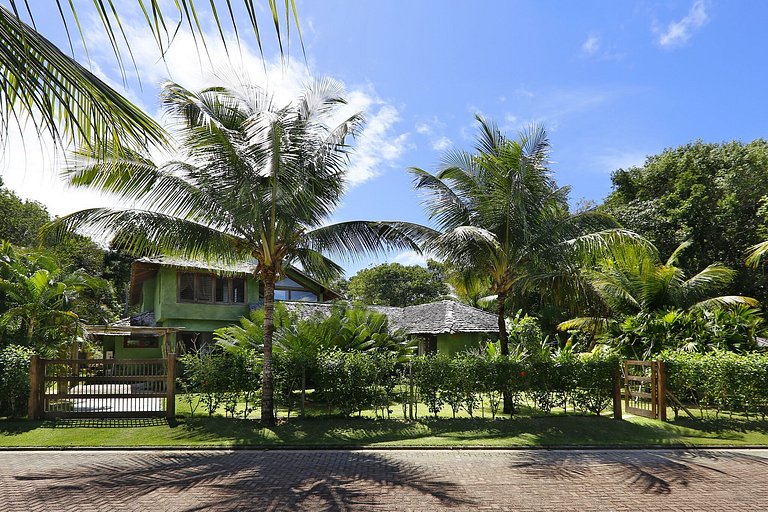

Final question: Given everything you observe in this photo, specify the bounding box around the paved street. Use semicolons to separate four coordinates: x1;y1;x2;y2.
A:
2;448;767;511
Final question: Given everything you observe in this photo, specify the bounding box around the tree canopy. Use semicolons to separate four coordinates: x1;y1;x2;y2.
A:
601;139;768;301
346;261;448;307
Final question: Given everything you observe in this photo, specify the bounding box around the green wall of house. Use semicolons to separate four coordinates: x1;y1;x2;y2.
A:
436;332;490;356
100;335;165;359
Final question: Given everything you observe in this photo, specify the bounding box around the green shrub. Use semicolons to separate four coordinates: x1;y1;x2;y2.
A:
659;350;768;419
0;345;34;418
178;349;260;418
315;349;396;417
412;354;450;417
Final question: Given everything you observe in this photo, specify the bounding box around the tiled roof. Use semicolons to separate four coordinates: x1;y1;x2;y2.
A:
135;256;257;274
283;299;499;335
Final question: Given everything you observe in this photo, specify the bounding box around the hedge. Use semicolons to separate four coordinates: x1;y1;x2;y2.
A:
659;350;768;419
179;348;619;420
0;345;34;418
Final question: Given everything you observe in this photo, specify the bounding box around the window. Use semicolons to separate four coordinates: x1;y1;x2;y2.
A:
215;278;228;303
273;277;319;302
231;278;245;303
290;290;318;302
177;273;246;304
197;275;213;302
179;273;195;301
124;336;160;349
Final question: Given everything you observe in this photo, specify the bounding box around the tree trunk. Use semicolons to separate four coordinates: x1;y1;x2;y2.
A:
261;268;277;426
498;291;514;415
497;291;509;356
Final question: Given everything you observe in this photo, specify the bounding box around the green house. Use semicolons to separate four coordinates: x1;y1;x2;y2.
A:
91;256;339;359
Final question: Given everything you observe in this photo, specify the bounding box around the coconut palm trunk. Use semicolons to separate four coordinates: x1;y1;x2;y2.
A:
261;267;277;425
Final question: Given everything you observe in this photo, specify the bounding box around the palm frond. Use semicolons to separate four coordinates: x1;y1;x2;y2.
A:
691;295;760;310
666;240;693;266
0;6;168;150
289;248;344;284
43;208;244;262
746;240;768;268
304;221;436;260
557;316;613;334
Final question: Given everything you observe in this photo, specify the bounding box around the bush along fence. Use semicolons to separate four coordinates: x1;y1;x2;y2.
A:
660;350;768;420
178;347;621;420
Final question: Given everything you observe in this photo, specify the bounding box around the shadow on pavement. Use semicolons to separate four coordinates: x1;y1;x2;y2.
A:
16;450;474;511
508;449;768;495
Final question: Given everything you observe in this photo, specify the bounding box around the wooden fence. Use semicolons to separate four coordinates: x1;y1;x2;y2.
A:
28;354;176;421
622;359;667;421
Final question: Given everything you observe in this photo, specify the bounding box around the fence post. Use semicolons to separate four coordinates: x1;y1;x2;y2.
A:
166;353;176;422
28;355;40;420
408;364;414;420
657;361;667;421
612;364;622;420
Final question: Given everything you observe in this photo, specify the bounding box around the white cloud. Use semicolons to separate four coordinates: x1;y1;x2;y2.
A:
582;35;600;56
431;136;452;152
414;116;451;153
2;14;409;217
592;149;649;174
392;250;427;267
657;0;709;48
347;104;409;186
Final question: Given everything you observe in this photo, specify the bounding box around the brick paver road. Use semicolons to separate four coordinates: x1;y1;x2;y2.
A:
2;448;768;511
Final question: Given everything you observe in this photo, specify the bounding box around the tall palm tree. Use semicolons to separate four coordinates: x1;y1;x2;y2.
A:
411;116;636;356
1;1;301;150
46;79;429;425
559;241;758;334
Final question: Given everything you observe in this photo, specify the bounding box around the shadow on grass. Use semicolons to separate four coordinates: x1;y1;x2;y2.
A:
669;416;768;435
173;414;683;447
15;450;473;511
507;448;768;495
0;420;40;436
44;418;171;429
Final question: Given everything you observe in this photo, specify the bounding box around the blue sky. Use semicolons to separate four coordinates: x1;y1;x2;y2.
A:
2;0;768;275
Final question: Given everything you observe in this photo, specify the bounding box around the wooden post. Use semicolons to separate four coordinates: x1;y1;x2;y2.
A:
657;361;667;422
28;355;40;420
166;353;176;422
408;364;415;420
623;360;630;414
613;364;622;420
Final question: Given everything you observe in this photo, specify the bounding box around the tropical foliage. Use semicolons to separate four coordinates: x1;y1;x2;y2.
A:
48;80;428;424
411;116;638;356
0;241;116;355
602;139;768;301
559;242;760;358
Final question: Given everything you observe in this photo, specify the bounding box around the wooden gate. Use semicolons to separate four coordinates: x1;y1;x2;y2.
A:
28;355;176;420
623;360;666;421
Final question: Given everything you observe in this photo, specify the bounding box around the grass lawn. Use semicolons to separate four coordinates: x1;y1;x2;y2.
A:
3;411;768;448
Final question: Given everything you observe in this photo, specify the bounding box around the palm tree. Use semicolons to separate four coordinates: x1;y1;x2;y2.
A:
1;1;301;150
411;116;635;356
559;241;758;334
46;79;429;425
0;241;111;355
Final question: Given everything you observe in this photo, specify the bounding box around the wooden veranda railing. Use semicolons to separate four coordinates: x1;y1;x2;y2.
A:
28;354;176;421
